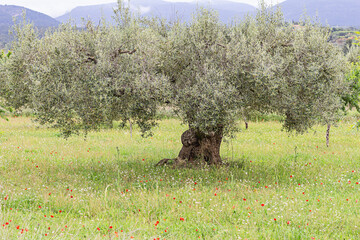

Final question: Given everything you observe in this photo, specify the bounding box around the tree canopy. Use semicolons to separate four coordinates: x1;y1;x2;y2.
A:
1;1;349;165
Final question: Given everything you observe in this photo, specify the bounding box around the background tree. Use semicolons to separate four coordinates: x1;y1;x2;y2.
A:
0;49;12;120
344;32;360;130
2;2;348;166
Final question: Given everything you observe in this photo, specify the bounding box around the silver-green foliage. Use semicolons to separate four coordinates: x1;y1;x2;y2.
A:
159;5;348;136
2;4;168;137
1;3;348;138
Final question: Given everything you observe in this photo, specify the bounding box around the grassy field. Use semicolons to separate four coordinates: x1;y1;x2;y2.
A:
0;116;360;239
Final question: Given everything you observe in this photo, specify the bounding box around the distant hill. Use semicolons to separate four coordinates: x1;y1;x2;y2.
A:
0;5;59;27
0;5;59;48
276;0;360;27
2;0;360;49
56;0;256;25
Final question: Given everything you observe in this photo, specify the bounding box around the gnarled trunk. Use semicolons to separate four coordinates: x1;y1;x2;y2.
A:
156;128;223;167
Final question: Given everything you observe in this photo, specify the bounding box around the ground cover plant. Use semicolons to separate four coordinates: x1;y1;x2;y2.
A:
1;116;360;239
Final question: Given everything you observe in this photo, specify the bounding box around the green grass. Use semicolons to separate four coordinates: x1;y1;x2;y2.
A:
1;117;360;239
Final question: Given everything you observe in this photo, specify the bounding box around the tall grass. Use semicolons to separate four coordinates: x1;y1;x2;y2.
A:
0;117;359;239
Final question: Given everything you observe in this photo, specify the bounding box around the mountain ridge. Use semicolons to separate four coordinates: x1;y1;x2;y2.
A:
0;5;60;27
276;0;360;27
55;0;257;25
2;0;360;48
0;5;59;48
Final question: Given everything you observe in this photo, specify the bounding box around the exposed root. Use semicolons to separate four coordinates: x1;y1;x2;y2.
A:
155;158;175;166
155;157;223;169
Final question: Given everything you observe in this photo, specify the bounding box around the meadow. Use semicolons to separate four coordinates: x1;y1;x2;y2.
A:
0;116;360;239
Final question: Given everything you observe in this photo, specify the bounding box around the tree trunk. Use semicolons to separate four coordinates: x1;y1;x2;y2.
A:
129;120;133;138
326;124;331;147
156;128;223;167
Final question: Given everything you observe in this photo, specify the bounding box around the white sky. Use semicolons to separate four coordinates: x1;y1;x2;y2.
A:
0;0;285;18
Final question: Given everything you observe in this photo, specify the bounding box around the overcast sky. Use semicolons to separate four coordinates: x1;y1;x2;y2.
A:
1;0;285;17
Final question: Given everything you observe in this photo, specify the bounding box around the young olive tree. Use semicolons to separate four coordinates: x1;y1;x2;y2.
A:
3;3;348;166
251;9;348;148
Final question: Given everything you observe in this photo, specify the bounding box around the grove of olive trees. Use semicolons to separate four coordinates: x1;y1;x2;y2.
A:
0;1;349;166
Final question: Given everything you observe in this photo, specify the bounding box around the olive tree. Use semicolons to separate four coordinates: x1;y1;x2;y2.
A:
2;3;348;166
157;6;347;164
2;3;168;137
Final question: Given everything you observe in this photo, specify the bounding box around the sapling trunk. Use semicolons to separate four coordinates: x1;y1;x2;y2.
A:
129;120;133;138
326;124;331;147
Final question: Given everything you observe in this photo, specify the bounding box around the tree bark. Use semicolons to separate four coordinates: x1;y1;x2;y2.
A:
156;128;223;167
326;124;331;147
